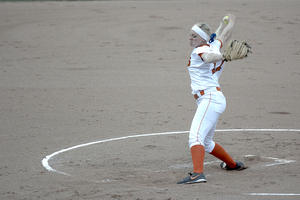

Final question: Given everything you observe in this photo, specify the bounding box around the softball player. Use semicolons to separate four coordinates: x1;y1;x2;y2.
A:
177;14;246;184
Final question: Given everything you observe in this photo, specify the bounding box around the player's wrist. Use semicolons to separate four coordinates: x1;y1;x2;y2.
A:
219;53;224;61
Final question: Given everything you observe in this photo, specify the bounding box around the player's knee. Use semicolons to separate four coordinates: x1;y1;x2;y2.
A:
204;141;215;153
189;140;204;149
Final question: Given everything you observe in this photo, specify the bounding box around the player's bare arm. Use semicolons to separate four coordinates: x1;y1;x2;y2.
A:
200;14;236;63
201;52;223;63
218;13;236;46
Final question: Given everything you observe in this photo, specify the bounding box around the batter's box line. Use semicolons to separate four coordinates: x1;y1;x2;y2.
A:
243;155;296;167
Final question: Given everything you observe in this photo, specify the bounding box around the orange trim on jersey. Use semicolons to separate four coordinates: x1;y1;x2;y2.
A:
217;39;223;49
198;53;204;61
212;60;225;74
197;44;210;61
187;57;191;67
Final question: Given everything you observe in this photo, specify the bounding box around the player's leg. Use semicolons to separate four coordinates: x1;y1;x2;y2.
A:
188;93;223;149
210;138;247;170
178;93;223;184
204;93;246;170
194;92;243;171
188;94;221;173
200;92;226;154
203;109;238;169
209;142;237;168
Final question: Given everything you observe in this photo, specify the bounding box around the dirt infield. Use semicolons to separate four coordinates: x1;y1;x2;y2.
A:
1;0;300;199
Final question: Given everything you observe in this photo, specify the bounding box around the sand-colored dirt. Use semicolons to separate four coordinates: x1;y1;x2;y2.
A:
1;1;300;199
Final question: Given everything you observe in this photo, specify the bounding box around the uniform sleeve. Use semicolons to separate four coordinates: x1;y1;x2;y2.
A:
195;45;211;60
213;39;222;50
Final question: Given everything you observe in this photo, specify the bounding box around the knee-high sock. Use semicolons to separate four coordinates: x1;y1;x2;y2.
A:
210;143;236;168
191;145;205;173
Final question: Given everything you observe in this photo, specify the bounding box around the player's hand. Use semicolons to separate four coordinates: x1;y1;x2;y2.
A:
225;13;236;24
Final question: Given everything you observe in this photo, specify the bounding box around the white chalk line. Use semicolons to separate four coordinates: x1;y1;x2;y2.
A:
42;130;189;176
244;155;296;167
245;193;300;196
42;128;299;179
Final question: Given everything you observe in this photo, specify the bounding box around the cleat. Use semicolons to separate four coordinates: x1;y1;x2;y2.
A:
220;161;247;171
177;173;207;184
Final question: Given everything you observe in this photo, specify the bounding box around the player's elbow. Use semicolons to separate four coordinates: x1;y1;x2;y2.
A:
201;53;223;63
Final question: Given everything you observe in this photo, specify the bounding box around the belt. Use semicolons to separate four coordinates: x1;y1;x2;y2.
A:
194;87;221;99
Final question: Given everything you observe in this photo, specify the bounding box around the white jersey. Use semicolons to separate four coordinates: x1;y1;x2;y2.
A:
187;39;225;95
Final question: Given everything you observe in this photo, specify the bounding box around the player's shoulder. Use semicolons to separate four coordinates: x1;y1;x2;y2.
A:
197;44;210;48
212;39;223;49
195;44;211;53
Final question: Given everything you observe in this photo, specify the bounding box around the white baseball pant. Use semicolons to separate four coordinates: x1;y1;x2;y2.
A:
189;91;226;153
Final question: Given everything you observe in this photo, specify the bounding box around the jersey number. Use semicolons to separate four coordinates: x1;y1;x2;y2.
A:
212;60;224;74
187;57;191;67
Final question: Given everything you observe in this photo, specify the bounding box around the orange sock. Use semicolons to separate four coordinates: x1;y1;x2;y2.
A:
191;145;205;173
210;143;236;168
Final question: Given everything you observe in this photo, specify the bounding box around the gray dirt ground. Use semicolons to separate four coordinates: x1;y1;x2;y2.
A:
1;0;300;199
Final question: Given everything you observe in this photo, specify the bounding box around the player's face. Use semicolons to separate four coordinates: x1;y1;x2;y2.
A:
189;30;206;48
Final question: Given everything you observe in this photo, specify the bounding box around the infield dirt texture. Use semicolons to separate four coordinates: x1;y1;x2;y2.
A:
1;0;300;199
